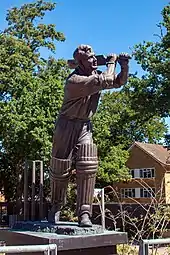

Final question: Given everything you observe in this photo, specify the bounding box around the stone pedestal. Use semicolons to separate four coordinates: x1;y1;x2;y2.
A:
0;221;128;255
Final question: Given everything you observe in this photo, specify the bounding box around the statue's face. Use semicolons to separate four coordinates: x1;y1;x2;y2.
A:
73;45;98;74
82;53;98;72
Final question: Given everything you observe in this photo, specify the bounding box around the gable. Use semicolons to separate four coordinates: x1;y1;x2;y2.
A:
129;142;169;165
127;145;162;169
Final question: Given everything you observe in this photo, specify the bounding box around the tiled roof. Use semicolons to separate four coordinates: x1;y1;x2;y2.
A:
130;141;170;165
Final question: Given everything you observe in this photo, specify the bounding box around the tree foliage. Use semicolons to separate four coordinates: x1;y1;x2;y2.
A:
0;0;69;201
130;4;170;118
5;0;65;52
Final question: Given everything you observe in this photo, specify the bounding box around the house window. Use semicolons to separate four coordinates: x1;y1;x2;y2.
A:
140;188;155;198
130;169;135;178
140;168;155;178
121;188;135;198
129;169;140;178
130;168;155;178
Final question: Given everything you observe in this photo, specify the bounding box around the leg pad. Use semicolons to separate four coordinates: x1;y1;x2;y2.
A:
76;143;98;217
50;157;72;206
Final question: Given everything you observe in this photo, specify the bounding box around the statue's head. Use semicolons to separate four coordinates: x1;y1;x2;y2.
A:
73;44;97;74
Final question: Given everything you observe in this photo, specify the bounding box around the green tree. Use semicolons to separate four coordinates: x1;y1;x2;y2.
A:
130;4;170;118
96;146;130;187
0;1;69;203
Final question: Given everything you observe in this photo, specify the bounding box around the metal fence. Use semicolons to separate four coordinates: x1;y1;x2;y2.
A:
139;238;170;255
0;244;57;254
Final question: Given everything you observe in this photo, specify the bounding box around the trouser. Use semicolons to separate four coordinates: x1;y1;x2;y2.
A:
50;116;98;217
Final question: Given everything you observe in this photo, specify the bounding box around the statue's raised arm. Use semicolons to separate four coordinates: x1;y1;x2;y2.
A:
66;46;130;99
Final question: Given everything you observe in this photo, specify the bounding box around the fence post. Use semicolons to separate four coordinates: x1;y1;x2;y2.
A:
145;243;149;255
0;241;6;255
51;245;57;255
31;161;36;221
94;188;105;230
24;160;28;221
139;240;149;255
139;240;143;255
39;161;44;220
44;247;50;255
101;188;105;230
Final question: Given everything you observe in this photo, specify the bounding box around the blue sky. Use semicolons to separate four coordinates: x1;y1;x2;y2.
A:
0;0;169;130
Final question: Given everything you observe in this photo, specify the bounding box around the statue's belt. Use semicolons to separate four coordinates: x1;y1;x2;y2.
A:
58;115;91;124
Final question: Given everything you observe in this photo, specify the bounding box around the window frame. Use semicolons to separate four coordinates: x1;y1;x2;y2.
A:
121;188;136;198
128;168;155;178
140;188;155;198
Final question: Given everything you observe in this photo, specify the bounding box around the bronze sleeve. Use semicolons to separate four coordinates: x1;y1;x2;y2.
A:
66;74;103;98
66;71;125;99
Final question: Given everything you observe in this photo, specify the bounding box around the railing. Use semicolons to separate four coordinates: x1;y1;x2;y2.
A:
139;238;170;255
0;244;57;254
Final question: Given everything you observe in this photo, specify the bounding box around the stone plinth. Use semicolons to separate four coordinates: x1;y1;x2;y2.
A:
12;221;104;236
0;222;128;255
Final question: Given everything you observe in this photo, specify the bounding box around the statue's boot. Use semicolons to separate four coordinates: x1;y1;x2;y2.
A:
76;143;98;227
48;157;72;223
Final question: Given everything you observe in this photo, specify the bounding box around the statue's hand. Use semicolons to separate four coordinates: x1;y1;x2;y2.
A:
118;52;131;66
106;53;117;64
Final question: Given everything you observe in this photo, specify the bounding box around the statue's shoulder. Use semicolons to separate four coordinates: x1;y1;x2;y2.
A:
66;69;86;85
66;69;101;86
66;70;79;84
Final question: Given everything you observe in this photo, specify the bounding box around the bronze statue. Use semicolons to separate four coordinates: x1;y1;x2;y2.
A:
49;45;130;227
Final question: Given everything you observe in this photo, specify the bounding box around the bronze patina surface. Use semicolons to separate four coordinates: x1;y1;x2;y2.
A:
49;44;130;227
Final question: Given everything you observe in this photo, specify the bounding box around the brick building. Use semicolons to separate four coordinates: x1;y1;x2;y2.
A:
114;142;170;204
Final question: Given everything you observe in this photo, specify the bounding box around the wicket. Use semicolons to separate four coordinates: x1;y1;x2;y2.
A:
24;160;44;221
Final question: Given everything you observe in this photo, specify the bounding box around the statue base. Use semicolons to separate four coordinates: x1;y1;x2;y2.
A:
12;221;104;235
0;221;128;255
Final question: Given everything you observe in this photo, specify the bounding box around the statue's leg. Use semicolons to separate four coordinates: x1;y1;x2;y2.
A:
76;143;98;227
48;157;72;223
